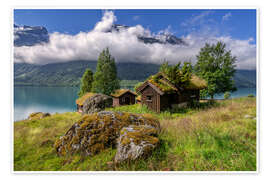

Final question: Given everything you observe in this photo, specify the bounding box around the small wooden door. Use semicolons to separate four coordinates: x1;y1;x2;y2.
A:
124;97;130;105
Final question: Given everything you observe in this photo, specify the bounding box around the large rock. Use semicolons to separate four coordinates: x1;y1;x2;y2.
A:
114;125;159;163
54;111;160;157
82;94;113;114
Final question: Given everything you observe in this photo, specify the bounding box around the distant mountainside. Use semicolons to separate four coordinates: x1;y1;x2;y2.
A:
234;70;257;88
14;60;256;88
14;24;49;47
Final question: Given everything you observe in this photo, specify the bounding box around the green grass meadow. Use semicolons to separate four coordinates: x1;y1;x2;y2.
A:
14;97;257;171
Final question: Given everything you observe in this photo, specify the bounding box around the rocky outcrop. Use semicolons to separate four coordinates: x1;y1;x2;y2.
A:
114;125;159;163
82;94;113;114
54;111;160;161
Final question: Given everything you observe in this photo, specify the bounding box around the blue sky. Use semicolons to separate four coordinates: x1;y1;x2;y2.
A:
14;9;257;69
14;9;256;43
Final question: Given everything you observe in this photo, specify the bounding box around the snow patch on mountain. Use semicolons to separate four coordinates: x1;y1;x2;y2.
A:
14;24;49;47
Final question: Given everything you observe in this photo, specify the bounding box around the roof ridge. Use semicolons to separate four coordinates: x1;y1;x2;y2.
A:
111;89;137;98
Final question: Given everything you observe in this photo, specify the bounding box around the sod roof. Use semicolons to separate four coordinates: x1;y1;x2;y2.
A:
76;92;97;106
137;72;207;94
136;95;141;101
111;89;137;98
148;75;177;94
185;74;207;90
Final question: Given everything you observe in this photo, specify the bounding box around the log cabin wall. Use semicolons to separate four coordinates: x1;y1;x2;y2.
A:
160;93;178;111
178;90;200;103
119;92;136;105
141;85;160;112
139;85;201;112
194;90;200;101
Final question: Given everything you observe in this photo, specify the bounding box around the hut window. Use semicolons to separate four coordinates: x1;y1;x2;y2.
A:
146;95;152;102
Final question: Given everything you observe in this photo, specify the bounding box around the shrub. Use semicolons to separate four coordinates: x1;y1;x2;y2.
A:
224;92;231;99
248;94;255;98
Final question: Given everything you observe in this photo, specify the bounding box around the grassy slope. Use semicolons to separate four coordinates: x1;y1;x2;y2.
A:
14;97;256;171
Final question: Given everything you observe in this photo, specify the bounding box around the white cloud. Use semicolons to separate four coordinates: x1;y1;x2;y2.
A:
93;11;117;32
222;12;232;21
14;11;256;69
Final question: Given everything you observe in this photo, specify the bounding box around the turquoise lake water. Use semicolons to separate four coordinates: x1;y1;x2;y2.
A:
14;86;256;121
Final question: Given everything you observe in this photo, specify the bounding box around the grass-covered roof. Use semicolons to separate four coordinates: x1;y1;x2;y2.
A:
148;74;178;94
185;74;207;90
76;92;97;106
136;95;141;101
76;90;137;106
137;72;207;94
111;89;137;98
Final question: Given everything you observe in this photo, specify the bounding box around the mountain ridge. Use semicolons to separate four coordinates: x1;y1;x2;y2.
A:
14;24;49;47
14;24;187;47
108;24;187;45
14;60;256;88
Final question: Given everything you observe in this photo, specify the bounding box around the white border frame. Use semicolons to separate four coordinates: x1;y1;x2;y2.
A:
11;7;259;175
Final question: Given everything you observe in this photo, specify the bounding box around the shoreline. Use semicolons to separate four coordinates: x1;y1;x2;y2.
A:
14;96;256;122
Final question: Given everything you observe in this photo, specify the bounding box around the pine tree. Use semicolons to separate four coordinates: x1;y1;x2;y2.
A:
195;41;237;99
92;48;120;95
78;68;93;97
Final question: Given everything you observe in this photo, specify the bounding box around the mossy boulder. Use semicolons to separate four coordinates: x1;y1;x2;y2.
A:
82;94;113;114
54;111;160;157
28;112;50;120
114;125;159;163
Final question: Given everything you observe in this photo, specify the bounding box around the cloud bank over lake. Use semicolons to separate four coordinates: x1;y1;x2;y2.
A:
14;11;256;69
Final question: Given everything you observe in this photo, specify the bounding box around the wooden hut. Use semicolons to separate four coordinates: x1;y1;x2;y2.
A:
136;72;207;113
110;89;137;107
75;92;96;113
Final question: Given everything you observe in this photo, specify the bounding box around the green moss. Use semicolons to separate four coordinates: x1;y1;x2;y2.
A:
76;92;96;106
54;111;160;158
148;78;176;93
120;126;159;146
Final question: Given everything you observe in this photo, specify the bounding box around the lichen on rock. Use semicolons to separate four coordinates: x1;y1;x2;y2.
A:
82;94;113;114
114;125;159;163
54;111;160;159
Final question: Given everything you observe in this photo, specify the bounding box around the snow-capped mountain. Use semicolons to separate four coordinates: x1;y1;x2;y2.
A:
108;24;187;45
14;24;49;47
13;24;186;47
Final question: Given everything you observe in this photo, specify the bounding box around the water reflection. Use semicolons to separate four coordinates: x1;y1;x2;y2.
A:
14;86;79;121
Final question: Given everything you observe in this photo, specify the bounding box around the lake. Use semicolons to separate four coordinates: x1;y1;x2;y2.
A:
14;86;256;121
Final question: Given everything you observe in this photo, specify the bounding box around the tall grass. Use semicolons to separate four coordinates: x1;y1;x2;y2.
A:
106;100;220;120
14;97;256;171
